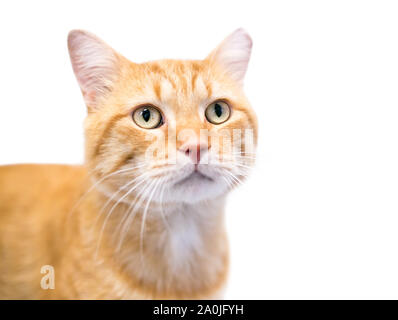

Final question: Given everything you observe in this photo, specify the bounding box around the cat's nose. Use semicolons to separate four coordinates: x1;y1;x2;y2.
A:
179;143;208;164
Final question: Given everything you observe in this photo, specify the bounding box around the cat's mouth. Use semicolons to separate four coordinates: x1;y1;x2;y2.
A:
174;170;214;186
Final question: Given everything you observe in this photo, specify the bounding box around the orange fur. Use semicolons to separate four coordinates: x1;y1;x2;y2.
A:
0;29;257;299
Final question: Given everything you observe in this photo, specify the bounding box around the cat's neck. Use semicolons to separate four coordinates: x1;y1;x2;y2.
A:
79;192;229;299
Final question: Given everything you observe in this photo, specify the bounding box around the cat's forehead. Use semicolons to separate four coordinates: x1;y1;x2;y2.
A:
145;60;212;101
127;59;231;108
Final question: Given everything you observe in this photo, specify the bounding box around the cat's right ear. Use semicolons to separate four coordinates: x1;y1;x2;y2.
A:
68;30;122;110
206;28;252;85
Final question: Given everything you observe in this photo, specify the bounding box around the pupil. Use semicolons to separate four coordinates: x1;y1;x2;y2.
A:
214;103;223;117
142;109;151;122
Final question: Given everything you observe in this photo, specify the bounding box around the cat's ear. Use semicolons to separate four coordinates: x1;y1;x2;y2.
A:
206;28;252;84
68;30;123;110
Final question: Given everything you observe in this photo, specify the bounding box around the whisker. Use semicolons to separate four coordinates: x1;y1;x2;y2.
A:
115;177;157;251
95;172;151;259
158;178;170;232
115;175;157;234
223;170;244;186
233;163;254;170
94;172;148;229
231;155;257;161
139;177;163;266
67;164;146;223
221;175;234;190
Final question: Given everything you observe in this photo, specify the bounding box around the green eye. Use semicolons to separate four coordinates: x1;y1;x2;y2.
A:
205;101;231;124
133;106;162;129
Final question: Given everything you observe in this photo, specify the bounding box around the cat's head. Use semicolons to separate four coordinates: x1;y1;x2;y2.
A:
68;29;257;204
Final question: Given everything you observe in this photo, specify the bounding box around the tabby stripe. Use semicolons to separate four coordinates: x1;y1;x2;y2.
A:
94;113;127;157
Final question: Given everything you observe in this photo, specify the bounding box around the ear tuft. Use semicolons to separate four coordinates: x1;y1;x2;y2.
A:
207;28;253;84
67;30;120;109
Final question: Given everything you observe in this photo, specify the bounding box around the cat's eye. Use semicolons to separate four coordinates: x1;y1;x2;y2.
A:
132;106;163;129
205;101;231;124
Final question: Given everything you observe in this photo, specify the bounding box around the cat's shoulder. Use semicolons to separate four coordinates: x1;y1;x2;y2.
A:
0;164;89;196
0;163;86;179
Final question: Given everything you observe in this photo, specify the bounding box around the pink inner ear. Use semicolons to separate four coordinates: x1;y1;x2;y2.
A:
209;29;252;84
83;90;97;106
68;30;119;109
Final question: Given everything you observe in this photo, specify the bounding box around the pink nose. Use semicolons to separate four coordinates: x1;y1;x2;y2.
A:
180;144;207;164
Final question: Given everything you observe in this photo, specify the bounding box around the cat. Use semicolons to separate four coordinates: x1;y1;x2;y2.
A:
0;29;257;299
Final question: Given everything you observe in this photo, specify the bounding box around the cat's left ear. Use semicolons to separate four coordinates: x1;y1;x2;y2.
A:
206;28;253;84
68;30;125;110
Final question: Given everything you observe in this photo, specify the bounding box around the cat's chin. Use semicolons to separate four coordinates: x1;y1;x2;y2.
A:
174;171;214;186
167;171;227;203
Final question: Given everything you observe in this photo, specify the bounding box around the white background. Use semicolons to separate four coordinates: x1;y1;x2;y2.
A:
1;0;398;299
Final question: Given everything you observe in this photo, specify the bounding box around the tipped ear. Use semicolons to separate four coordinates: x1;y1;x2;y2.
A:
67;30;121;109
206;28;252;84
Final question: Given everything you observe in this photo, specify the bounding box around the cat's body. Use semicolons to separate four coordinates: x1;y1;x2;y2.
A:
0;29;256;299
0;164;227;299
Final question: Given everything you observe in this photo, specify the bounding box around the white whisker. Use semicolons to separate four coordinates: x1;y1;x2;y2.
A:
158;178;170;232
95;172;151;259
67;164;146;223
115;177;157;251
139;177;163;266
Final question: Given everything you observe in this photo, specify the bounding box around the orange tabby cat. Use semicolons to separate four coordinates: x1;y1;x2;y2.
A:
0;29;257;299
